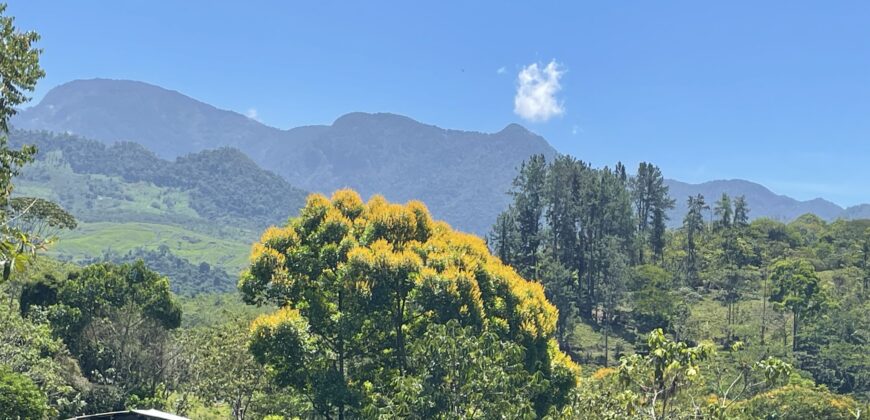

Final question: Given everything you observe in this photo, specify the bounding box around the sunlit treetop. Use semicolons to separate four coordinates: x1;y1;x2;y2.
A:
240;189;578;415
242;189;562;343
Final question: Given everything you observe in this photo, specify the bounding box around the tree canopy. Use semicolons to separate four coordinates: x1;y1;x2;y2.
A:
240;189;579;418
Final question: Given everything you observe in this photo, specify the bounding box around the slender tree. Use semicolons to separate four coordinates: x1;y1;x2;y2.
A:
768;258;827;351
683;194;708;288
489;205;517;266
511;155;547;277
733;195;750;228
714;193;733;231
632;163;674;265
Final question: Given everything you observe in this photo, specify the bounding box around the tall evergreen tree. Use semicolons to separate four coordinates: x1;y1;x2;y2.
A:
632;162;674;264
733;195;750;228
511;154;547;277
683;194;708;288
714;193;733;231
545;155;583;266
489;205;518;266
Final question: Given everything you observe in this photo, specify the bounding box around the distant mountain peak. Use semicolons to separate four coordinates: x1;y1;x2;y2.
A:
331;112;428;131
37;78;193;109
13;78;281;159
498;123;532;135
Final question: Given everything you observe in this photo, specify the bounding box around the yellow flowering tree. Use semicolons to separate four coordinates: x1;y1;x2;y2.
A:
241;190;579;418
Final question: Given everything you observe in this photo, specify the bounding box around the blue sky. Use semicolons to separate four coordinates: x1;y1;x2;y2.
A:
8;1;870;206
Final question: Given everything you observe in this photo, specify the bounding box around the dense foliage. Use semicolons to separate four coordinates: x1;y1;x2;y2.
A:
19;261;182;409
0;365;48;419
240;190;579;418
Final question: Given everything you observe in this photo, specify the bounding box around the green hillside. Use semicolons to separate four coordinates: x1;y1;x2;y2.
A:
9;129;305;294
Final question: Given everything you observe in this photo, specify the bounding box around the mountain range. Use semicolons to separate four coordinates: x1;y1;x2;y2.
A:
664;179;870;224
13;79;557;234
13;78;870;233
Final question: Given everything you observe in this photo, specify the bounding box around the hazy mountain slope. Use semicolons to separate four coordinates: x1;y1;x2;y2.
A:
14;79;558;234
13;79;285;159
665;179;846;226
841;204;870;220
265;114;557;234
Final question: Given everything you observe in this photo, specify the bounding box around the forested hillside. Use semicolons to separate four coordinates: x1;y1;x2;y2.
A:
7;129;307;294
10;129;308;229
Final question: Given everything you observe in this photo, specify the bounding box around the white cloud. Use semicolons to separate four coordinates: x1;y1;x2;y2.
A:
497;66;507;75
245;108;259;121
571;125;579;135
513;60;565;122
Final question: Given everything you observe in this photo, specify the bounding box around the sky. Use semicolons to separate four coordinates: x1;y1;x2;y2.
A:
7;1;870;206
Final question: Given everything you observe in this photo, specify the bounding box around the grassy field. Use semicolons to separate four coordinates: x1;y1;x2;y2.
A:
49;222;251;274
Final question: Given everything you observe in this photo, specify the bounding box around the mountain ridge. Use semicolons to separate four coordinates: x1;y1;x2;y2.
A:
14;79;559;234
13;78;870;232
663;178;869;226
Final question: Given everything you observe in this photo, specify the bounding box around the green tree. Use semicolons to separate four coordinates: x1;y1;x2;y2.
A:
21;261;182;405
713;193;733;232
599;236;628;367
630;265;687;337
537;252;577;349
241;190;579;418
632;163;674;265
0;365;48;420
711;204;758;341
489;205;518;266
0;3;46;282
682;194;708;288
178;316;272;420
768;258;827;352
544;155;584;267
732;195;749;229
511;155;547;277
618;329;714;420
369;320;542;419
